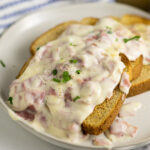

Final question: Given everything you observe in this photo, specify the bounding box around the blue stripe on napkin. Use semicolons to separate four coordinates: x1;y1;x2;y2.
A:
0;0;28;10
0;0;57;20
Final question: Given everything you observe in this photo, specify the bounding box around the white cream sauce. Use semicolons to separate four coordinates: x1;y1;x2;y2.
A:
128;23;150;65
105;101;142;142
105;118;138;142
119;101;142;118
119;72;131;94
9;17;148;144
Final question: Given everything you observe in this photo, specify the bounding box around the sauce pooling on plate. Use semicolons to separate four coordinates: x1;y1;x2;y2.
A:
8;17;149;144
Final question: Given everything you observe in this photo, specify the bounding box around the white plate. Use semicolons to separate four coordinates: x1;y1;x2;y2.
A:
0;2;150;150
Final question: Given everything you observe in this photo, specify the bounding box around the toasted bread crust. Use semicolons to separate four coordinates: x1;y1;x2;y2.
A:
20;17;142;135
120;14;150;25
81;54;142;134
128;65;150;97
120;54;143;81
130;55;143;80
82;89;125;135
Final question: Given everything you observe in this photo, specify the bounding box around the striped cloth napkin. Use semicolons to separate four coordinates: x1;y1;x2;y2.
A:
0;0;112;34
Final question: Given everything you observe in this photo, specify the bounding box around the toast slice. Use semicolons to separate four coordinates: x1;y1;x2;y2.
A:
19;17;143;135
117;14;150;97
81;56;142;135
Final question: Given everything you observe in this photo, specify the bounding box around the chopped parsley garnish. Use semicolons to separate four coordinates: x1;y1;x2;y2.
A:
69;43;77;46
0;60;6;68
62;71;71;83
76;70;81;74
123;35;140;43
70;59;78;64
73;96;80;102
115;38;119;42
52;71;71;83
36;47;40;51
106;26;112;34
107;31;112;34
106;26;112;30
53;78;61;83
8;97;13;104
52;69;57;75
